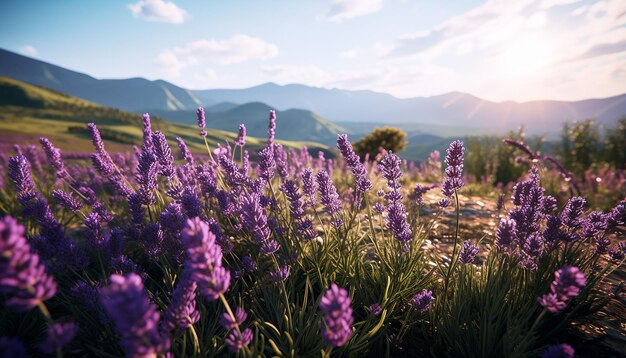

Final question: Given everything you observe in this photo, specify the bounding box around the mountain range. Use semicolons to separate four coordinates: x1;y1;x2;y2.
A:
1;48;625;141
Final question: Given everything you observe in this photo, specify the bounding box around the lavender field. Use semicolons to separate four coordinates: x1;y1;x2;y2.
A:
2;1;626;357
0;107;624;357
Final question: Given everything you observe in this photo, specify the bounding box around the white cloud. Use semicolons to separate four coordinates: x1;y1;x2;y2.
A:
339;49;359;59
261;65;332;87
157;35;278;78
192;69;218;85
326;0;384;22
174;35;278;65
128;0;186;24
155;50;186;77
19;45;38;57
378;0;626;100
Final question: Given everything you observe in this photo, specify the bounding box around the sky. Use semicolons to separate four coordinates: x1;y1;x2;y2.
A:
1;0;625;102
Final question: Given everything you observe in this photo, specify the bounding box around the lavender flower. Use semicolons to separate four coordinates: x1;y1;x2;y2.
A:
268;109;276;147
496;218;518;253
302;168;317;205
152;131;175;177
8;155;36;203
39;137;65;177
282;180;305;219
261;239;281;255
181;186;202;218
337;134;372;196
550;266;586;300
197;107;207;137
225;328;253;353
538;293;567;314
241;256;257;272
538;265;586;314
161;271;199;333
91;152;114;176
142;113;153;150
274;144;289;179
269;265;290;281
258;146;276;181
542;343;575;358
561;197;586;232
176;137;194;166
87;123;113;164
220;306;248;330
369;303;382;316
459;240;479;264
136;151;158;204
241;194;271;243
543;216;565;249
182;218;230;301
0;216;57;311
380;153;412;247
608;246;625;263
51;189;83;212
581;211;608;239
412;184;435;205
319;283;353;347
236;124;247;147
128;193;145;224
441;140;465;197
316;170;342;216
39;322;79;354
100;273;170;357
411;289;434;313
141;223;164;259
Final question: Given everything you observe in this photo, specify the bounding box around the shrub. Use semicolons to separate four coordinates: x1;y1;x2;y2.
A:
353;127;407;159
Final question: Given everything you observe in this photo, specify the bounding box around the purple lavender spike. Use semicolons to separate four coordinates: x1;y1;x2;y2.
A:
0;216;57;311
182;218;230;301
236;124;247;147
100;273;170;357
319;283;353;347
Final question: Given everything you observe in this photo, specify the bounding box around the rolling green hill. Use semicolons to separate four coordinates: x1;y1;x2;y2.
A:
0;48;204;111
0;77;331;156
148;102;348;145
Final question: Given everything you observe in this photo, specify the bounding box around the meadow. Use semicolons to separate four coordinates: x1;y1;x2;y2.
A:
0;107;624;358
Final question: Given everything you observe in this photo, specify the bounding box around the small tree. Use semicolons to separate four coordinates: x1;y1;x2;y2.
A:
558;120;600;176
604;117;626;169
353;127;407;159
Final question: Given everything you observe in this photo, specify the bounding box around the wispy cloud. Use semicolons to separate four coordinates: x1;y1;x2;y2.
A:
326;0;383;23
261;65;332;87
19;45;38;57
157;35;278;77
375;0;626;100
339;49;359;59
128;0;187;24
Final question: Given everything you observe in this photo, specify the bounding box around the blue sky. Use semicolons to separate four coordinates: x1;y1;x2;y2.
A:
1;0;625;101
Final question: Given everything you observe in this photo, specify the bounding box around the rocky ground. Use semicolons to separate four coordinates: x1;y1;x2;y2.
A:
423;192;626;356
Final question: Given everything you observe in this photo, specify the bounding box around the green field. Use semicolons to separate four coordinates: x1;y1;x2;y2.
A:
0;77;331;155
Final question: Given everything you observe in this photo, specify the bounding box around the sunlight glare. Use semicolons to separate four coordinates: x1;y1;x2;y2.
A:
498;35;554;78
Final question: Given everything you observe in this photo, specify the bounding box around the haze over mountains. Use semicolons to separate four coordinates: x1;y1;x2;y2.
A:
1;48;625;142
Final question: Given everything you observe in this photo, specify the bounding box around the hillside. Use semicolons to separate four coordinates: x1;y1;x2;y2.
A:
0;77;330;155
0;48;204;111
150;102;347;145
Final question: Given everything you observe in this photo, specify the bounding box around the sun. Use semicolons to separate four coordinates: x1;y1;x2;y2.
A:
497;34;554;78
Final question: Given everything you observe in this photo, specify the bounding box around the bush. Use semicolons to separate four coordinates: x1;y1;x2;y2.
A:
353;127;407;159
